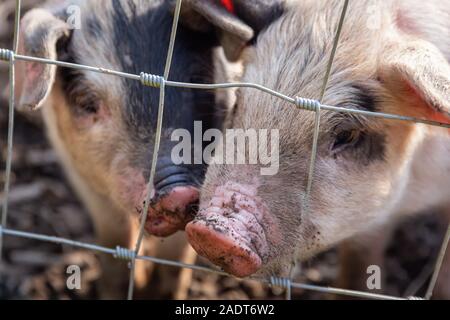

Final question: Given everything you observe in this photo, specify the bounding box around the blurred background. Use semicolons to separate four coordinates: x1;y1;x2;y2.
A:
0;0;447;300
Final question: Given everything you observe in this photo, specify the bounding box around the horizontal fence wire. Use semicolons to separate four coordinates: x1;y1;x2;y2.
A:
0;226;414;301
2;51;450;129
0;0;448;301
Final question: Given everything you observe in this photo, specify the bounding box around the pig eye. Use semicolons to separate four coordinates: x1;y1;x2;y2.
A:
71;90;101;116
331;130;362;154
61;68;102;118
70;91;109;129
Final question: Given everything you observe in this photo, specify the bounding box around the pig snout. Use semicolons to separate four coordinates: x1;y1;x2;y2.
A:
143;160;199;237
186;182;274;277
145;186;198;237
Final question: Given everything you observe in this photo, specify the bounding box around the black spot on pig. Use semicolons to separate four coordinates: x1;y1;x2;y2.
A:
329;83;386;164
350;84;378;112
349;85;386;164
59;55;99;117
85;17;103;39
102;0;226;188
334;84;379;113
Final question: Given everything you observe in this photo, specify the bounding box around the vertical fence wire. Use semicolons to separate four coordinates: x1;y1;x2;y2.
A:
0;0;21;275
305;0;349;210
425;224;450;299
288;0;350;300
126;0;183;300
0;0;446;301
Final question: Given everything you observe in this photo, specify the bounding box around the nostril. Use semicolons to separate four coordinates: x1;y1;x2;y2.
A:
155;164;190;179
144;186;199;236
155;174;194;193
159;186;199;212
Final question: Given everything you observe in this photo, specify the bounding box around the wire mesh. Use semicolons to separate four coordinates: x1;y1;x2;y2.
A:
0;0;448;301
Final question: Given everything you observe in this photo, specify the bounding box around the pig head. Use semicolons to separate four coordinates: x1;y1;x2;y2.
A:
14;0;262;237
186;0;450;277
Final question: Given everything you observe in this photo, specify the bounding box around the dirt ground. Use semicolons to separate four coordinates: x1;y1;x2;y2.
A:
0;0;447;300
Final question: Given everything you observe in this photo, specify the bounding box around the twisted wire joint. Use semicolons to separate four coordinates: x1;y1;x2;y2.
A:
270;276;291;289
114;246;136;261
140;72;164;88
295;97;321;112
0;48;13;61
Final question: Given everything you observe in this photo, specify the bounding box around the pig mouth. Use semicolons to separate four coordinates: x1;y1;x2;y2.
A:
142;186;199;237
186;183;270;278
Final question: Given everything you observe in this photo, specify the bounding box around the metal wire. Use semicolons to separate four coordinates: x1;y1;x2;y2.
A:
270;277;292;300
0;225;414;301
126;0;183;300
114;246;137;261
289;0;349;297
0;0;448;301
140;72;164;88
425;224;450;300
304;0;349;209
319;0;349;103
3;53;448;129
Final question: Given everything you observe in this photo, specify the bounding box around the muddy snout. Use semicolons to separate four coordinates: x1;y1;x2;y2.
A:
143;160;199;237
186;182;272;278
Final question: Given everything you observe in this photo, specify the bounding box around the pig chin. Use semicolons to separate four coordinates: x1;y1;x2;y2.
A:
186;182;279;278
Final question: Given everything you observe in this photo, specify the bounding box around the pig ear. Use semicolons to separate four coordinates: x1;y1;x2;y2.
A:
379;40;450;123
180;0;283;61
16;9;71;111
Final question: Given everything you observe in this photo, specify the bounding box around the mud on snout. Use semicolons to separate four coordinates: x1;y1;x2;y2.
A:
186;182;277;278
140;161;201;237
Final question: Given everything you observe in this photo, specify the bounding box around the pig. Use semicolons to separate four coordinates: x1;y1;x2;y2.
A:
12;0;262;298
186;0;450;298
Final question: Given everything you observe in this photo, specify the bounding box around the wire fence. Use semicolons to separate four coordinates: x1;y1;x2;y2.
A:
0;0;449;300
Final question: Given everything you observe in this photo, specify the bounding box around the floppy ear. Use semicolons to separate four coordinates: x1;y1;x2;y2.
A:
180;0;284;61
379;40;450;124
15;8;70;111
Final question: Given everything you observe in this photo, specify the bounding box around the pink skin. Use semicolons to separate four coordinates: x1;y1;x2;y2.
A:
186;182;278;278
117;167;198;237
